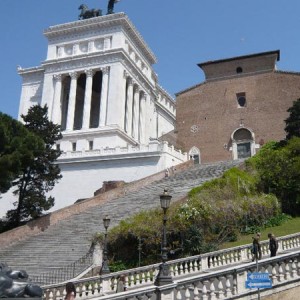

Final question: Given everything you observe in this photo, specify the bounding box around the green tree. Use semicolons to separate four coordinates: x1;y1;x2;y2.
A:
6;105;62;226
248;138;300;215
0;112;43;194
285;98;300;139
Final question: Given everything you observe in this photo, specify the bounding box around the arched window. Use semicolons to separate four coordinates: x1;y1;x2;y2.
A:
189;146;201;164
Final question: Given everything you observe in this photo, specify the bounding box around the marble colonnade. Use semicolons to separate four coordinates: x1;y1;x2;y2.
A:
51;67;149;144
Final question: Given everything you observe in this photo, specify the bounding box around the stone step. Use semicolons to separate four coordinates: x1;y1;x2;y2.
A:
0;159;243;284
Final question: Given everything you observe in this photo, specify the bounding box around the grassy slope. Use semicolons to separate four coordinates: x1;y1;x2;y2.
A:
221;217;300;249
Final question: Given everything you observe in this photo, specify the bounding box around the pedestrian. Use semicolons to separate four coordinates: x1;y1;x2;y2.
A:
268;233;278;257
65;282;76;300
116;275;127;293
251;233;262;261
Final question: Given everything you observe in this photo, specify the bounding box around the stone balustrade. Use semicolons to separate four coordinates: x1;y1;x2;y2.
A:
43;232;300;300
59;141;187;161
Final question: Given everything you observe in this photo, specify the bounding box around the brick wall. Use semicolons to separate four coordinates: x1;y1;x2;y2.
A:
176;71;300;163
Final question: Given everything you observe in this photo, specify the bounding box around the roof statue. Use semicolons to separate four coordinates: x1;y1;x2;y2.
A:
107;0;120;14
78;4;102;19
0;263;42;298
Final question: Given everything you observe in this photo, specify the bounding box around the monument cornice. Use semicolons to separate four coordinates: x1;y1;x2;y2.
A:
44;13;156;65
42;49;156;95
61;126;139;146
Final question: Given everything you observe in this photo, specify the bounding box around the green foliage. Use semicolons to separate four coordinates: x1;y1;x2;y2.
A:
103;167;280;268
263;213;292;228
285;98;300;140
4;105;62;227
247;138;300;215
0;112;43;194
188;167;257;198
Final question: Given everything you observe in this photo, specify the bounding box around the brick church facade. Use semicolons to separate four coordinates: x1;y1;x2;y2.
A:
174;50;300;163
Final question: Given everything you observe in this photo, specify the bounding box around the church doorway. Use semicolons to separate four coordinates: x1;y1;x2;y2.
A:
189;146;200;164
231;128;255;160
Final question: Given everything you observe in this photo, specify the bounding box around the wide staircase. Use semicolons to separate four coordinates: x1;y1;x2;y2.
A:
0;160;243;284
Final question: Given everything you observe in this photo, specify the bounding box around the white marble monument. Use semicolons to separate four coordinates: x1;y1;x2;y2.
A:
0;13;186;214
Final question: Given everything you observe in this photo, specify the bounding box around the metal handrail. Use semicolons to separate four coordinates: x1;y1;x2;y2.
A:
30;251;93;285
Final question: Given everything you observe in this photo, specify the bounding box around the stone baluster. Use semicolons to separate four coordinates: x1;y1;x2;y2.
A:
193;285;200;300
209;280;216;300
278;263;285;282
93;282;100;296
217;276;225;298
291;258;298;278
184;285;191;300
55;289;61;300
285;260;291;280
132;86;140;140
82;69;94;129
52;74;62;125
48;291;54;300
225;275;232;297
202;281;209;300
66;71;78;130
176;288;182;300
99;67;109;127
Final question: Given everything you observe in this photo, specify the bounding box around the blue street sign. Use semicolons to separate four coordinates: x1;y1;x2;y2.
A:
247;272;270;281
246;280;272;289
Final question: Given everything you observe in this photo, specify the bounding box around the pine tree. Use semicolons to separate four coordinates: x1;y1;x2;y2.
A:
6;105;62;226
0;112;42;194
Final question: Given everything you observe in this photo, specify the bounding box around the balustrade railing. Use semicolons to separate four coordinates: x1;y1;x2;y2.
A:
42;232;300;299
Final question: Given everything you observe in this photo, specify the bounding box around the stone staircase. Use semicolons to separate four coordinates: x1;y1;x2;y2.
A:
0;160;243;284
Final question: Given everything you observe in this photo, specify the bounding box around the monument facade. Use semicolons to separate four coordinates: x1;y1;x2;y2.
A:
13;12;186;212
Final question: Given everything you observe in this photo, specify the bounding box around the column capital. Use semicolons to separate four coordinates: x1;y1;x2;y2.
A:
69;71;78;80
85;69;94;77
101;66;110;75
141;92;147;101
123;70;129;79
135;85;140;93
53;74;62;82
127;77;133;86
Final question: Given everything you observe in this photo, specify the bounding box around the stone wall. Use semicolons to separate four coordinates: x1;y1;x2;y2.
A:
0;160;193;249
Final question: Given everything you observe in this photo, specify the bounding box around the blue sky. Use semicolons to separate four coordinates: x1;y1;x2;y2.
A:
1;0;300;119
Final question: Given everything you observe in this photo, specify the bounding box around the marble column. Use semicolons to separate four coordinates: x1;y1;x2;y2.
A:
132;86;140;139
99;67;109;127
82;69;94;129
66;71;78;131
52;74;62;125
125;78;133;135
139;93;146;144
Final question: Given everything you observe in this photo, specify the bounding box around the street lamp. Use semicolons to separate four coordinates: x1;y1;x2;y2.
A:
154;189;173;286
100;216;110;274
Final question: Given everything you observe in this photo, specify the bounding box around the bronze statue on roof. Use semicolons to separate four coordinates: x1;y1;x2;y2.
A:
78;4;102;19
107;0;120;14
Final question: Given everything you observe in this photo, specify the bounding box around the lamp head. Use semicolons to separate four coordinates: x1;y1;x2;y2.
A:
160;189;172;209
103;216;111;229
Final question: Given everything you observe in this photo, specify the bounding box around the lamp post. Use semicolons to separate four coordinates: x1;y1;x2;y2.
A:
100;216;110;274
154;189;173;286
